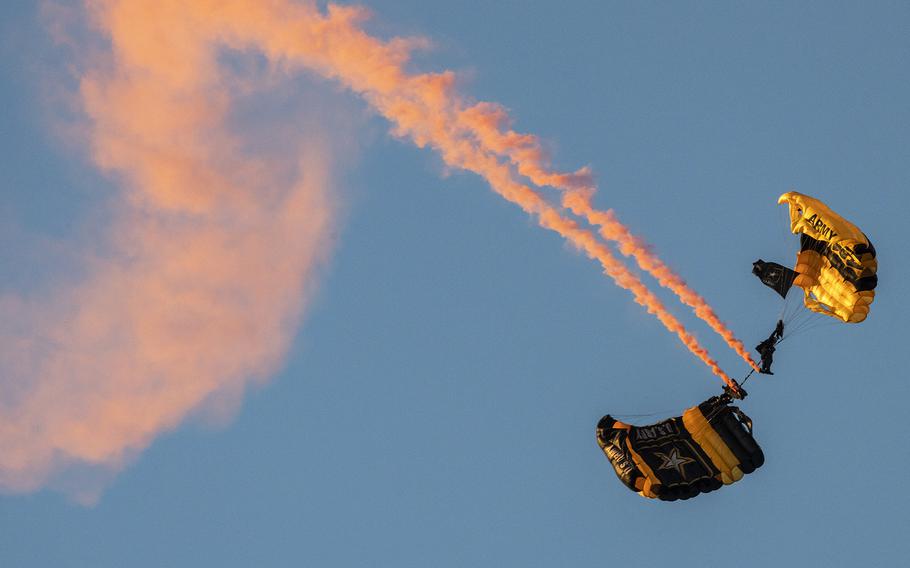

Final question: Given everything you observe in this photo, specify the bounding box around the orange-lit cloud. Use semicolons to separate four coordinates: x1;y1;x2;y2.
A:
0;0;340;501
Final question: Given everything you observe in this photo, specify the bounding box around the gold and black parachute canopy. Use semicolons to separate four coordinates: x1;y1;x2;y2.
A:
776;192;878;323
596;396;763;501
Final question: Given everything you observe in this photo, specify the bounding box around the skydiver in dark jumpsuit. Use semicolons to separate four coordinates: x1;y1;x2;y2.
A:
755;320;784;375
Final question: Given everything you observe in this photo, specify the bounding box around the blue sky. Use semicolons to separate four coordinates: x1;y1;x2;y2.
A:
2;1;909;566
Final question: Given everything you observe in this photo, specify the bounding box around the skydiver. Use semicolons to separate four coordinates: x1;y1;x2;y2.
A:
755;319;784;375
755;338;775;374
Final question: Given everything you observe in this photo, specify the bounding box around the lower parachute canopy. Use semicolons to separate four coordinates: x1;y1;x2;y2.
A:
596;396;763;501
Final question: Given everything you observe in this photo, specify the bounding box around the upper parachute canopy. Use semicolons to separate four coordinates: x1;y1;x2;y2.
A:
777;192;878;323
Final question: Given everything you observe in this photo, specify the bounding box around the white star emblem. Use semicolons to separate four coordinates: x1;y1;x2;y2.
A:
655;447;696;479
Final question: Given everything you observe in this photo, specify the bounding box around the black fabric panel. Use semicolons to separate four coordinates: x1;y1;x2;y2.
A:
596;416;642;493
712;412;754;472
627;416;719;500
854;238;876;258
718;410;764;471
800;233;827;253
752;259;798;298
713;412;763;473
596;415;616;432
856;274;878;292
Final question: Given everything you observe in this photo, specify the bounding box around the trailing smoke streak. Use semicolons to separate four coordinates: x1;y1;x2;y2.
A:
563;195;760;372
421;145;736;388
458;103;758;371
1;0;738;498
196;2;735;385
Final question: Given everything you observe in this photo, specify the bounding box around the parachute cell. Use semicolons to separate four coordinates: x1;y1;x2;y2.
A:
596;396;763;500
778;192;878;323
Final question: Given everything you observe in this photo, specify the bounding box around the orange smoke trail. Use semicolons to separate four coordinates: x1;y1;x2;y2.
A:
457;103;759;371
563;194;759;372
195;2;735;385
424;145;736;388
2;0;737;499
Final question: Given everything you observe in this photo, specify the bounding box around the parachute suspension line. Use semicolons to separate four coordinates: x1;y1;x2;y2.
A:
776;297;788;323
739;368;756;388
784;305;809;332
777;202;797;265
611;409;678;420
780;293;827;336
785;314;814;336
778;203;793;247
778;318;838;342
787;294;803;322
778;295;799;331
732;336;773;397
781;300;841;337
781;290;806;327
